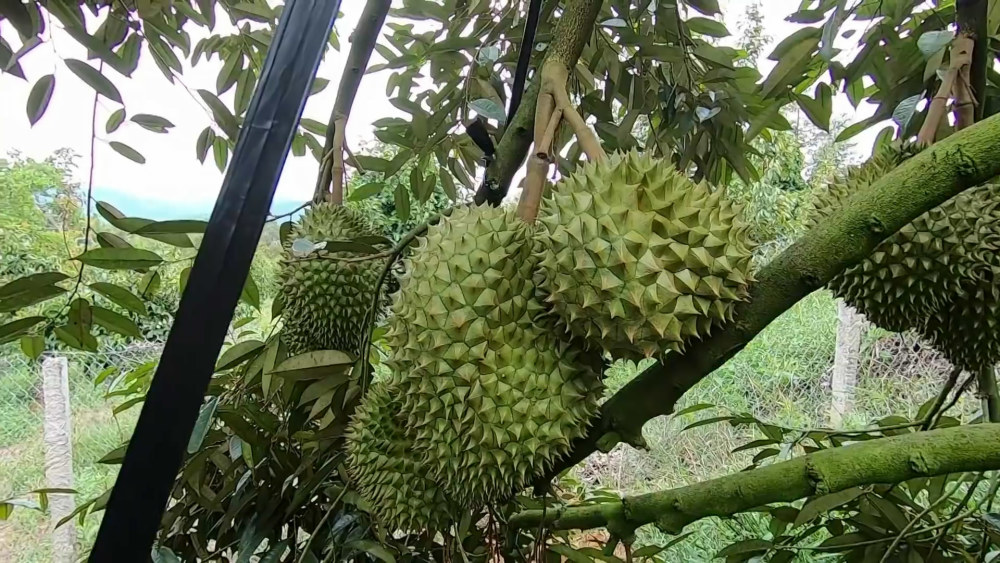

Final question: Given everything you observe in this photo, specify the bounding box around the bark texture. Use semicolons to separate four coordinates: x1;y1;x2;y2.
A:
512;424;1000;534
541;112;1000;484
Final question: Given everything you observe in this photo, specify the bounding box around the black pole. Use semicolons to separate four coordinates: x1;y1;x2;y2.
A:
89;1;342;560
506;0;542;123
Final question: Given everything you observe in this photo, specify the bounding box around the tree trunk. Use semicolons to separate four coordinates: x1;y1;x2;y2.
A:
42;355;75;563
829;301;865;426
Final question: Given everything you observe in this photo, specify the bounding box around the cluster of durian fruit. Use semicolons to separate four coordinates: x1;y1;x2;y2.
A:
278;150;758;531
810;142;1000;374
277;141;1000;534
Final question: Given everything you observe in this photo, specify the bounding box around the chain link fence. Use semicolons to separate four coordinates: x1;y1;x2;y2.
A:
0;343;162;562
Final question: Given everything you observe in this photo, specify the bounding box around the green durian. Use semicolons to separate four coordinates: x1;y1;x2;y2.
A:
385;204;604;509
811;144;1000;371
345;380;457;532
278;203;385;356
534;149;756;359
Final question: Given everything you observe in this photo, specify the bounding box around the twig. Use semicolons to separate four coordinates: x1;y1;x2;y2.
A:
921;366;963;430
267;201;311;223
929;471;988;553
297;486;348;563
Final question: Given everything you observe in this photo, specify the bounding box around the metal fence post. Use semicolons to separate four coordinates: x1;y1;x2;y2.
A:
42;354;76;562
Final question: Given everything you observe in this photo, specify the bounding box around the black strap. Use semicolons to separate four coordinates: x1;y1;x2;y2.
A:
89;1;342;560
506;0;543;123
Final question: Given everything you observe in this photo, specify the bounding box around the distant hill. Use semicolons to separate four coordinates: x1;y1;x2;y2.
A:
92;186;307;221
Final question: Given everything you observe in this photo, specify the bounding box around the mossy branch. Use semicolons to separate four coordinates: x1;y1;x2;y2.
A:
474;0;604;206
314;0;391;204
511;424;1000;533
541;111;1000;484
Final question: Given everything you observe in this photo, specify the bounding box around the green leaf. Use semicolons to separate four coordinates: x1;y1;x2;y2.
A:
272;350;354;381
20;335;45;360
130;114;175;133
299;118;327;136
0;272;70;300
213;137;229;171
794;82;832;131
106;108;126;133
346;540;395;563
134;220;208;235
232;2;274;20
96;232;131;248
715;539;772;557
547;545;591;563
138;271;161;298
892;93;923;131
93;306;143;339
75;248;163;270
685;0;720;15
88;282;147;316
178;267;192;294
240;275;260;309
96;202;193;247
113;396;144;415
65;59;122;103
0;317;46;345
793;487;865;528
686;17;729;38
97;444;128;464
918;30;953;57
310;77;329;95
216;340;264;371
198;88;239;139
348;182;385;201
196;127;215;163
393;184;410;223
186;396;219;454
0;285;67;314
682;415;733;431
109;141;146;164
468;98;506;123
673;403;715;417
216;51;242;94
26;74;55;125
760;31;820;97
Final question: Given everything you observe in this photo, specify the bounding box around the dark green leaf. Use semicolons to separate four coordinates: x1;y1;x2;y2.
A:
198;89;239;139
93;306;143;339
216;51;242;94
186;396;219;454
393;184;410;222
347;540;396;563
216;340;264;371
106;108;126;133
0;272;69;300
75;248;162;270
196;127;215;163
213;137;229;171
241;275;260;309
348;182;385;201
795;82;832;131
686;17;729;37
794;487;865;528
96;232;131;248
134;220;208;235
685;0;721;15
715;539;772;557
65;58;122;103
273;350;354;381
682;415;733;431
0;317;46;345
26;74;55;125
89;282;147;316
109;141;146;164
130;114;175;133
673;403;715;417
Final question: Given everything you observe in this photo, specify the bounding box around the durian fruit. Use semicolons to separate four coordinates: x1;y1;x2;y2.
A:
811;144;990;334
385;204;604;509
534;149;756;359
345;380;457;532
278;203;384;355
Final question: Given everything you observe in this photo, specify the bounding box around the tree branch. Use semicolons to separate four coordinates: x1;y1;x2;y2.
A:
474;0;604;206
511;424;1000;534
541;111;1000;484
315;0;391;204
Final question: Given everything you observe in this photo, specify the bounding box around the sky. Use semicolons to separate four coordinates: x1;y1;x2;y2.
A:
0;1;884;220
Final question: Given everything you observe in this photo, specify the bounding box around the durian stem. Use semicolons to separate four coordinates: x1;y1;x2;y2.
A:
952;36;976;130
976;365;1000;422
511;424;1000;533
474;0;604;206
517;155;550;223
553;86;605;161
314;0;391;203
542;111;1000;486
536;108;563;160
917;36;973;145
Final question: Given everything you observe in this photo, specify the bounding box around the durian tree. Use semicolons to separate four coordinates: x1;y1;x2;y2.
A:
6;0;1000;560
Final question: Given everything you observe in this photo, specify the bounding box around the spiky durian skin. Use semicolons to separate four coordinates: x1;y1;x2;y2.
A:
534;150;756;359
278;203;384;356
345;381;457;532
386;204;604;509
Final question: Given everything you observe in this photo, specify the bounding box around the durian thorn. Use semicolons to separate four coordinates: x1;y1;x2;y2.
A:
535;108;564;161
